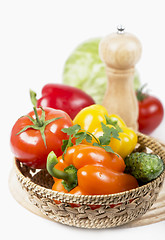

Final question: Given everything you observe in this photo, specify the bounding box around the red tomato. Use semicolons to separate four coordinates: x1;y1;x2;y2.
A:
37;84;95;119
138;94;164;134
10;107;73;169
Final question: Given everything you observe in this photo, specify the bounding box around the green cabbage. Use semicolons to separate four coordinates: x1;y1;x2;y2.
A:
63;38;140;104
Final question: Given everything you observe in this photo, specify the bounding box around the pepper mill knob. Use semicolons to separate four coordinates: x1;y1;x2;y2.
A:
99;26;142;130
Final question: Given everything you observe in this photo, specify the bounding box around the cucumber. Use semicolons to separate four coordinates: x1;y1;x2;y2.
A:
124;152;164;183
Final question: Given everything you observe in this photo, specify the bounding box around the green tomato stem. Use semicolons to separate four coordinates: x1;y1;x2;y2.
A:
30;89;43;127
33;107;43;127
30;89;37;108
136;84;148;101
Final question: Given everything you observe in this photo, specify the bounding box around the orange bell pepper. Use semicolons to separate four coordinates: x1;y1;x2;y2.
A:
47;145;138;195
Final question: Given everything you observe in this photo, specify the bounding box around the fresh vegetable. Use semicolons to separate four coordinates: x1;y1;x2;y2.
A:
10;100;73;169
35;83;95;119
73;104;137;158
124;152;164;183
137;85;164;134
63;38;141;104
47;146;139;195
61;117;121;156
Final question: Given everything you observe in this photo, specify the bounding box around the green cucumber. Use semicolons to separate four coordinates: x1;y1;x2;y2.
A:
124;152;164;183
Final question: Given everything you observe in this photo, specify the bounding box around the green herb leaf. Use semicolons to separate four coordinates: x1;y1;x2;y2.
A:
105;115;123;133
93;142;101;148
62;136;74;158
61;124;94;155
75;132;87;145
61;139;69;153
99;122;113;145
102;145;115;153
110;127;121;140
62;124;81;135
92;142;115;154
61;125;81;157
61;118;122;157
98;122;120;146
86;133;93;143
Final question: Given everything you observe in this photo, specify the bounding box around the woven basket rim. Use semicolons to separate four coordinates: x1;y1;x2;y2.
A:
14;132;165;204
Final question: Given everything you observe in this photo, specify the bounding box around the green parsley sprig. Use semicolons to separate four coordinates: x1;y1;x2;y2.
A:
61;118;122;158
105;115;123;133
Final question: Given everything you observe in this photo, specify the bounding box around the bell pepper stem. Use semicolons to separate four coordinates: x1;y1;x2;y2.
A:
47;151;78;192
47;151;69;181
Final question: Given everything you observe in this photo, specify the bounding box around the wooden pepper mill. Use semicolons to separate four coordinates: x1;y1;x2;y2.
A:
99;26;142;131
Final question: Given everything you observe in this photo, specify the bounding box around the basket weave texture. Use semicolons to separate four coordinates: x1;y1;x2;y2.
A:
14;132;165;228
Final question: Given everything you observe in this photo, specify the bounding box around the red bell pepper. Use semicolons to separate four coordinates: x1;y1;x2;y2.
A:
36;84;95;119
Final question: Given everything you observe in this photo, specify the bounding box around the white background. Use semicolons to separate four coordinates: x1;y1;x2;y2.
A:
0;0;165;239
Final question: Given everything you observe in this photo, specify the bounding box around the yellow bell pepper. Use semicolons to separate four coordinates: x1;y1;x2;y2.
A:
73;104;137;158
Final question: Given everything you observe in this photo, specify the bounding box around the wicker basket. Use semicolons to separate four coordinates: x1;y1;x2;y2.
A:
14;132;165;228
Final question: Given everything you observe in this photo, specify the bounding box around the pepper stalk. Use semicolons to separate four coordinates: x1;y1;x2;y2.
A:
47;151;78;192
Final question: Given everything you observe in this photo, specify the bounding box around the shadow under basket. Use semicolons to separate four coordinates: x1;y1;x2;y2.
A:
13;132;165;229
